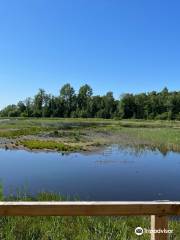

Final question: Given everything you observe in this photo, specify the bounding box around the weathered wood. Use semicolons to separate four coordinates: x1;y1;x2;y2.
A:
0;201;180;216
151;215;168;240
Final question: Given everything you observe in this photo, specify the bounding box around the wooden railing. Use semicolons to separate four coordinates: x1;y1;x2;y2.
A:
0;201;180;240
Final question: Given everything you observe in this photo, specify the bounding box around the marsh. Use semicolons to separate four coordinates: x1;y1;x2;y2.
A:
0;118;180;200
0;146;180;200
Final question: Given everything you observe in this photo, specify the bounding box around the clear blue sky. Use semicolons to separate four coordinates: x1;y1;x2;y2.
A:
0;0;179;109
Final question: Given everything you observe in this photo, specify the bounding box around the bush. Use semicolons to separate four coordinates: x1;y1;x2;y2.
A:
175;113;180;121
20;112;28;117
8;110;20;117
155;112;169;120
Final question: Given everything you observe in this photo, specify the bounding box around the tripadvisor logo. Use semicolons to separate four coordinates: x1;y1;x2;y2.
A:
135;227;144;236
135;226;173;236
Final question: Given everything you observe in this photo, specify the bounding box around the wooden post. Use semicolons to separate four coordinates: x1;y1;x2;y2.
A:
151;215;168;240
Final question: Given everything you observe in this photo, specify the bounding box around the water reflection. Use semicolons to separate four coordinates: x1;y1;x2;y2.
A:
0;145;180;200
110;143;179;156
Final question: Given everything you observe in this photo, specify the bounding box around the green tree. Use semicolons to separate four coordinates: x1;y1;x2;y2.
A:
101;92;116;118
33;89;46;117
119;94;136;118
77;84;93;117
60;84;76;117
24;98;33;117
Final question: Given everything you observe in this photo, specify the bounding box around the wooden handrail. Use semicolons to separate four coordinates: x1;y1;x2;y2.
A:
0;201;180;216
0;201;179;240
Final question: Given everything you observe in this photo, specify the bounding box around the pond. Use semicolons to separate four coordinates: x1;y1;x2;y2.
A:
0;145;180;201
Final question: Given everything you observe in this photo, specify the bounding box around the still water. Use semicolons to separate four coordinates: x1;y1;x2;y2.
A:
0;145;180;200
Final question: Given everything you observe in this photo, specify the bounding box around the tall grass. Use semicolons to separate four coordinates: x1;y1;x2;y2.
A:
0;192;150;240
0;191;180;239
119;127;180;152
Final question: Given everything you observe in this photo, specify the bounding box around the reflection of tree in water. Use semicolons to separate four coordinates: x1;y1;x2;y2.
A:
106;143;179;157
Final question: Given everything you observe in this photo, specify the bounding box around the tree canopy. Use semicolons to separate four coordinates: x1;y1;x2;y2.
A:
0;85;180;120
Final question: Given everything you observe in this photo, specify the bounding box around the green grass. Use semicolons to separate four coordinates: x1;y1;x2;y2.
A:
0;127;43;138
20;139;81;152
0;190;149;240
50;130;82;141
0;191;180;239
0;118;180;152
119;119;180;128
119;127;180;152
0;215;150;240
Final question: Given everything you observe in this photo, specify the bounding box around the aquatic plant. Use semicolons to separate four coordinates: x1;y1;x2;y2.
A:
20;139;81;152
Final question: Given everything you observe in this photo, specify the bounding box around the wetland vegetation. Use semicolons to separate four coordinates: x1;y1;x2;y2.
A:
0;118;179;154
0;189;150;240
0;86;179;239
1;189;180;240
0;84;179;153
0;135;180;239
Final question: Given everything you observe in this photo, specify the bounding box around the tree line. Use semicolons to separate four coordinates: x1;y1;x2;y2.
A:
0;84;180;120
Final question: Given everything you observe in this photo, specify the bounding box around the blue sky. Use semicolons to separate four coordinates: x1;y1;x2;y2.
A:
0;0;179;109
